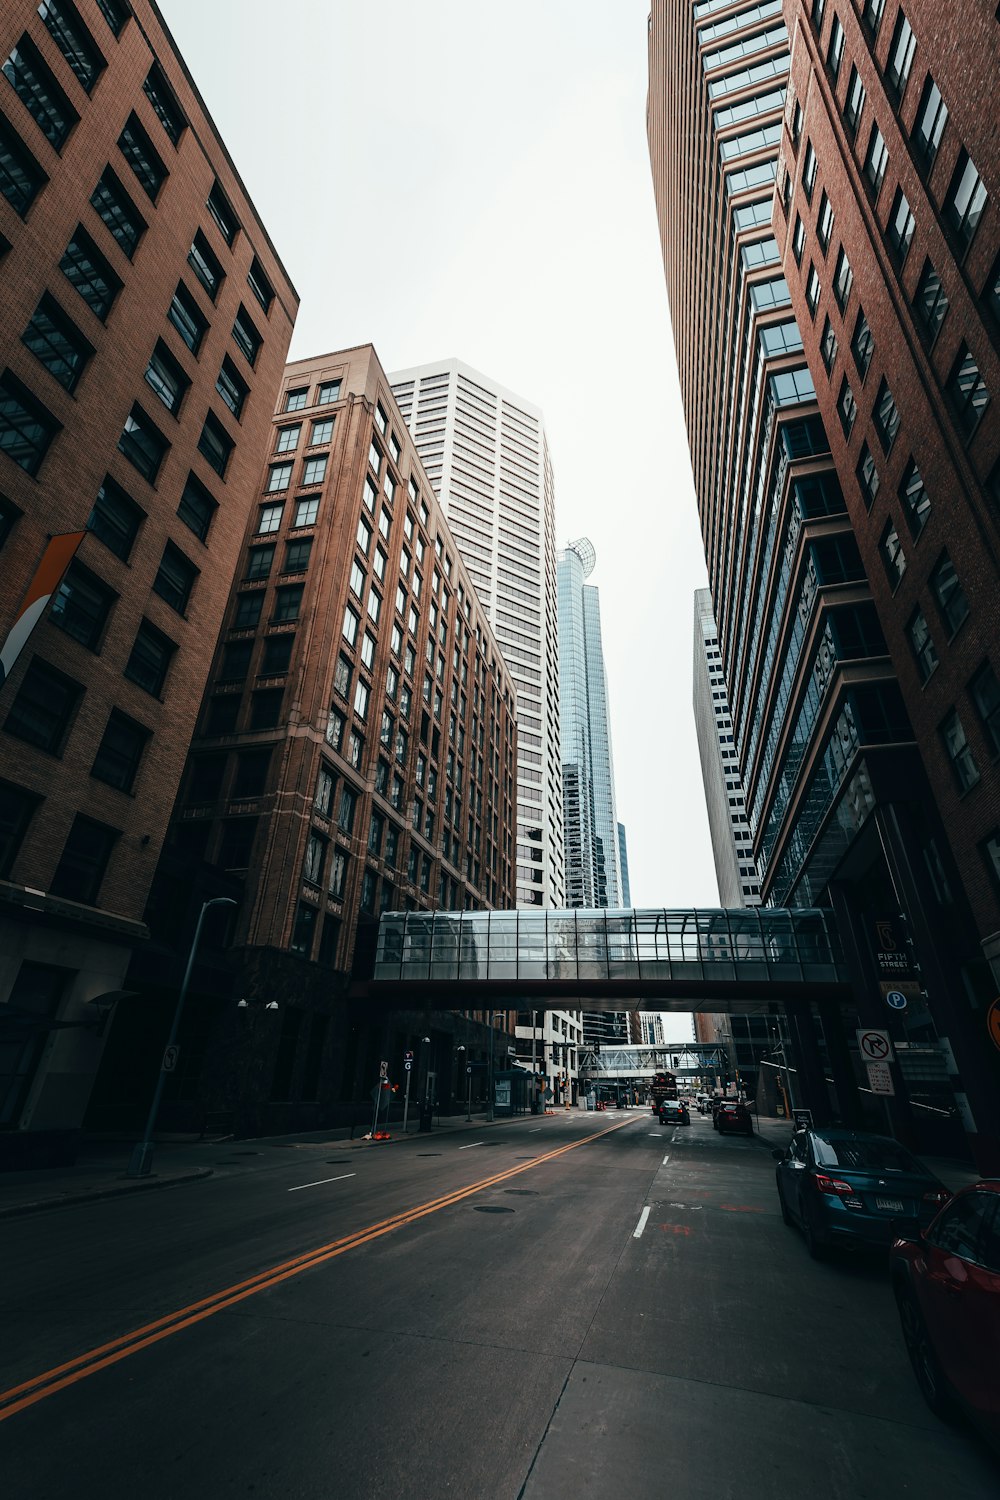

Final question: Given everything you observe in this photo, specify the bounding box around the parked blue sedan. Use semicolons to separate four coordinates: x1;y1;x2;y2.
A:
773;1128;951;1258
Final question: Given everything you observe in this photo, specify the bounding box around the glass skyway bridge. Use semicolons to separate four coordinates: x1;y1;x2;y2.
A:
366;907;850;1011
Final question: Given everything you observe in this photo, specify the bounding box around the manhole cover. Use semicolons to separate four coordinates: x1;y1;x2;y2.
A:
504;1189;538;1196
417;1153;441;1158
473;1205;514;1214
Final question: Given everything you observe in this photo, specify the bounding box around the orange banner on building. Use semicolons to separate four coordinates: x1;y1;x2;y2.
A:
0;531;86;690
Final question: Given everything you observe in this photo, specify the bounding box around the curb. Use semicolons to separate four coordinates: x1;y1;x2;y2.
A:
0;1166;214;1220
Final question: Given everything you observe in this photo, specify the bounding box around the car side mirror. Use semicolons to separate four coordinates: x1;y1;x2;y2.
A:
771;1148;787;1162
890;1215;923;1244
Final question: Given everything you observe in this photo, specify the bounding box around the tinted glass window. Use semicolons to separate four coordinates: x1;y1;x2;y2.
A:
812;1135;922;1173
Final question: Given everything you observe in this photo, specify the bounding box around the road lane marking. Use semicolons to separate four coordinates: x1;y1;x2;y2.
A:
633;1206;651;1238
287;1173;355;1193
458;1142;484;1150
647;1133;660;1137
662;1155;670;1165
0;1115;636;1423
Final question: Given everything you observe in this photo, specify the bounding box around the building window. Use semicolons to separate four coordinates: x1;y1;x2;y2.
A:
216;356;248;421
38;0;104;93
333;654;352;700
0;371;60;476
144;339;189;414
792;213;805;264
118;404;168;483
896;457;930;538
0;111;47;216
232;304;262;367
342;605;359;646
247;257;274;315
246;543;274;581
887;189;915;261
362;632;376;671
90;167;145;259
802;140;817;202
0;778;41;877
302;455;327;487
285;389;308;415
4;658;80;752
929;550;970;635
310;418;333;446
60;226;121;320
863;124;888;199
337;785;357;835
117;111;167;200
816;191;834;253
318;380;341;405
275;424;300;454
826;15;844;79
314;763;336;818
983;831;1000;892
985;252;1000;327
837;377;857;437
861;0;885;36
256;503;282;535
262;635;292;675
289;902;316;958
221;641;254;682
50;814;118;904
885;10;916;97
368;810;384;857
913;260;948;344
944;150;988;250
907;607;938;684
911;75;948;169
832;246;853;310
188;229;225;302
284;538;312;573
940;709;980;793
88;475;142;559
293;496;319;528
354;679;369;720
249;688;282;729
207;179;238;245
91;710;149;792
325;708;345;754
879;518;906;589
805;263;821;315
303;831;326;886
233;592;262;629
168;282;208;354
153;541;198;614
50;561;114;648
970;662;1000;756
3;34;78;151
369;437;382;473
199;413;234;478
21;294;93;394
844;64;866;134
946;344;990;440
143;61;185;142
872;378;900;453
820;315;838;372
124;620;174;696
857;442;879;507
329;847;348;900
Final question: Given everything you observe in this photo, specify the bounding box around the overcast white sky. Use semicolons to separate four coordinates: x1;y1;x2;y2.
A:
160;0;719;926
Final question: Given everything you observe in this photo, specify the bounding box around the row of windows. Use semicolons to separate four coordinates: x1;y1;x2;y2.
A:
0;779;121;908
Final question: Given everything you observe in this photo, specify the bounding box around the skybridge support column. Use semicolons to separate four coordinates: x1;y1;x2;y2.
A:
784;1002;831;1125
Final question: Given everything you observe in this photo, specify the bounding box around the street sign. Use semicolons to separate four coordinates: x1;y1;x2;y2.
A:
507;1046;517;1057
793;1108;813;1130
404;1060;412;1071
161;1044;180;1073
885;990;908;1011
988;998;1000;1054
866;1061;895;1096
873;918;913;980
379;1059;388;1078
465;1065;472;1075
404;1049;413;1062
857;1028;893;1063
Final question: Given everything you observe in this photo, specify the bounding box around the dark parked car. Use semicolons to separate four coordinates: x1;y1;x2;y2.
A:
891;1181;1000;1453
773;1128;950;1258
715;1100;753;1136
659;1099;690;1126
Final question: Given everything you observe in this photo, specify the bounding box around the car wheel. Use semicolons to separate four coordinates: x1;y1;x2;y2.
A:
803;1213;828;1260
777;1179;794;1226
896;1286;952;1418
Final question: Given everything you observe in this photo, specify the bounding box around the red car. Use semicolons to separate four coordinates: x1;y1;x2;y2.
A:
890;1180;1000;1453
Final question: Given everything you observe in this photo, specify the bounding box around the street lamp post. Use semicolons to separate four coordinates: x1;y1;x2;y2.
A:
455;1045;466;1122
127;896;237;1178
487;1010;495;1122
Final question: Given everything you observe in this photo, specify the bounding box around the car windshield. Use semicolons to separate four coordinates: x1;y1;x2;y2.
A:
812;1136;922;1174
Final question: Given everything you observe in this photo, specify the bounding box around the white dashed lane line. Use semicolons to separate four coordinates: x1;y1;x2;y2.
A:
633;1206;651;1238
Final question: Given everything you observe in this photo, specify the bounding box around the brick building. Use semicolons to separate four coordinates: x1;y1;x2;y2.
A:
648;0;1000;1167
87;345;521;1138
0;0;297;1162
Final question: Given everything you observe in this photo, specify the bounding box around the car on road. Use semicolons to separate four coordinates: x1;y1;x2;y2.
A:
714;1100;754;1136
658;1099;690;1126
773;1128;951;1259
890;1180;1000;1454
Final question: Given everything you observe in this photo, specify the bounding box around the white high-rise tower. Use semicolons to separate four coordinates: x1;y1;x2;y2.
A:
390;359;566;909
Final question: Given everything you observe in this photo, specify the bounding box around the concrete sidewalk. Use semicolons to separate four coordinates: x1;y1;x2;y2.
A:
0;1106;577;1219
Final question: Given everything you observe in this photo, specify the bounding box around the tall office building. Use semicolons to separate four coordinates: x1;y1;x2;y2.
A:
89;345;520;1136
693;589;761;907
617;823;631;906
648;0;1000;1167
557;537;624;909
0;0;296;1161
389;358;566;910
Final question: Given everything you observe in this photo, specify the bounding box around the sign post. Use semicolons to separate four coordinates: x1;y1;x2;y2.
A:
402;1049;414;1133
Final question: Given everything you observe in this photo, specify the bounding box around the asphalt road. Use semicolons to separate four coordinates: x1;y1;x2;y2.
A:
1;1109;996;1499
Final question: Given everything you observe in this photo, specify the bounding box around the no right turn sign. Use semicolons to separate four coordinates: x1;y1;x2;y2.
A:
857;1028;893;1063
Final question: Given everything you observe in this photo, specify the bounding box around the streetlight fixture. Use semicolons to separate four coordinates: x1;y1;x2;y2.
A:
456;1045;469;1121
127;896;237;1178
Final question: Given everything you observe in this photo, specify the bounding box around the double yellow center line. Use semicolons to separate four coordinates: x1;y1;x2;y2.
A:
1;1117;634;1422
